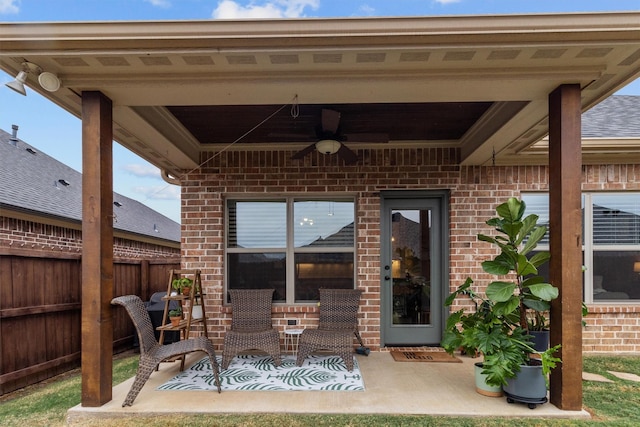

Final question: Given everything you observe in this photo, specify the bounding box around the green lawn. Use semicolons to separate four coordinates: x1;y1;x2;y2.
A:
1;354;638;426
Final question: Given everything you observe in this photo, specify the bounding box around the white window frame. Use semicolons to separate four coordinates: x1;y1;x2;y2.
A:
523;192;640;304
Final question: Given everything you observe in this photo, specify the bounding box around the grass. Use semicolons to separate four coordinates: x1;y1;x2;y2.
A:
1;354;639;426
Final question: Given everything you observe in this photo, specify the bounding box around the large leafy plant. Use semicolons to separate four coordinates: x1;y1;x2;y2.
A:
442;197;561;387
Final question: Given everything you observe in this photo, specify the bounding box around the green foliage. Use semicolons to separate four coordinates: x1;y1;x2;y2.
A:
172;277;193;292
441;197;561;388
0;353;138;427
169;307;182;317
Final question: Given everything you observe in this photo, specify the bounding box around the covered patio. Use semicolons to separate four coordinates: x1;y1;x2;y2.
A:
2;12;640;414
66;351;590;423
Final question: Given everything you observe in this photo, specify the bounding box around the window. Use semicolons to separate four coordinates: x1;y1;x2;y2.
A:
226;198;355;303
522;193;640;302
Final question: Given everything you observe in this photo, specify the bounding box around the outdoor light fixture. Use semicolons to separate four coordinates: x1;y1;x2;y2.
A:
5;70;29;95
38;71;61;92
5;61;61;96
634;262;640;274
315;139;341;155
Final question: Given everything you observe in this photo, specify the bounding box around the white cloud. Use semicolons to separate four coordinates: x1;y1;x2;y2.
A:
212;0;319;19
0;0;19;14
433;0;461;4
144;0;171;7
358;4;375;16
133;185;181;201
120;163;161;178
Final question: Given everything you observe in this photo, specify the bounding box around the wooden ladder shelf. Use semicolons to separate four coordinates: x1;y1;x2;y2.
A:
157;269;208;370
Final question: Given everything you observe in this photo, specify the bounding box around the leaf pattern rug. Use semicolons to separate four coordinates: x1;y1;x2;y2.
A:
158;354;364;391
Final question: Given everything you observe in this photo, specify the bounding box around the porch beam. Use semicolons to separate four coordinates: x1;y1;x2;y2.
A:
548;84;583;410
81;91;114;406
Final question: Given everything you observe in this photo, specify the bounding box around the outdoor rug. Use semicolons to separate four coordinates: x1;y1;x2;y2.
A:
158;354;364;391
390;350;461;363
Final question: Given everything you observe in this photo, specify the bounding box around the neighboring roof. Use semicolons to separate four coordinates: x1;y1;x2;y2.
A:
1;12;640;171
583;95;640;138
525;95;640;164
0;128;180;243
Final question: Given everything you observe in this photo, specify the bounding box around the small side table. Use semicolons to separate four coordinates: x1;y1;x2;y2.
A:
283;328;304;356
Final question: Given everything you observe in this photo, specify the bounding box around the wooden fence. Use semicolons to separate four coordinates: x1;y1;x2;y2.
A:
0;249;180;395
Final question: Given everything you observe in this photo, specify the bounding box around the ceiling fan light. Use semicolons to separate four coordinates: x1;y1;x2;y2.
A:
315;139;341;155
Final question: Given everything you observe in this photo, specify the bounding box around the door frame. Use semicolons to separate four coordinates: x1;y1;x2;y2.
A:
379;189;450;347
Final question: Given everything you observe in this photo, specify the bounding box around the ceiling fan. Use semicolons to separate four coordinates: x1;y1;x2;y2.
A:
290;109;388;165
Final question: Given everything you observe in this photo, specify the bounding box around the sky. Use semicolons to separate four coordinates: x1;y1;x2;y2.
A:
1;0;640;223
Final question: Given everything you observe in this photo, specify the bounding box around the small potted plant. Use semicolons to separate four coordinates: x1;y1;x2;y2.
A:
168;307;183;327
172;277;193;296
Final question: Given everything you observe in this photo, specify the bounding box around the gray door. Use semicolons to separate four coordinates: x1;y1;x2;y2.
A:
381;191;448;346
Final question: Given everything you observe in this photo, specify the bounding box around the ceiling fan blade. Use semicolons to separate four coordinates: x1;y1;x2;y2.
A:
337;143;358;164
343;133;389;143
321;109;341;134
291;143;317;160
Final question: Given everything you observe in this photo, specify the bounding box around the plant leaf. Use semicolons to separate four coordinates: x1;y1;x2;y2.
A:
527;283;559;301
521;225;547;255
515;254;537;276
513;214;535;245
486;281;517;302
477;234;496;244
493;297;520;316
523;299;550;312
528;251;551;267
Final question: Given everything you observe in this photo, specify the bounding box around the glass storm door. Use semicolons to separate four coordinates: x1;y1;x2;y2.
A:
381;192;447;346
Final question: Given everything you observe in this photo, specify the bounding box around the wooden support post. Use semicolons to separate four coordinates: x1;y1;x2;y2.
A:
548;84;583;410
81;91;114;406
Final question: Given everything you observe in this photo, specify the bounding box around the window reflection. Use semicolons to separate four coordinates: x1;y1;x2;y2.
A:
522;192;640;302
227;198;355;303
227;253;286;301
294;253;354;301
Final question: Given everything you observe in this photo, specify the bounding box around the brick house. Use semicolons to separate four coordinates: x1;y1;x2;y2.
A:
0;126;180;258
2;13;640;408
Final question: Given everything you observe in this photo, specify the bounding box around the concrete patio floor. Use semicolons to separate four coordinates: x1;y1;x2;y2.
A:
66;351;591;424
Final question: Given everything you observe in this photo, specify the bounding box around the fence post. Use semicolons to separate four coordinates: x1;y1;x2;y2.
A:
141;260;150;300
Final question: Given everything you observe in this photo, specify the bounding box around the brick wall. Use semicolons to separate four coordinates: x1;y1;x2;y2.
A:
1;216;179;258
182;149;640;353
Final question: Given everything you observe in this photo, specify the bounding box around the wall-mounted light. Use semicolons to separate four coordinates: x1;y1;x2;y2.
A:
5;70;29;95
5;61;61;96
633;262;640;274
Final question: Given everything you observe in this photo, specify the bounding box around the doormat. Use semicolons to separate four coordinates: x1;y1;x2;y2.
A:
390;350;461;363
158;354;364;391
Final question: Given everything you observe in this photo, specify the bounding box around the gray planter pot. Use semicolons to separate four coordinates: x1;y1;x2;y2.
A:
529;330;550;352
474;362;503;397
503;362;548;409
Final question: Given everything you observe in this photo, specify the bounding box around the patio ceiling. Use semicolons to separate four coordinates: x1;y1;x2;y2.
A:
1;13;640;175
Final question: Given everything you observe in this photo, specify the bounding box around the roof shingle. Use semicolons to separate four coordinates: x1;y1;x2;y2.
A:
0;128;180;243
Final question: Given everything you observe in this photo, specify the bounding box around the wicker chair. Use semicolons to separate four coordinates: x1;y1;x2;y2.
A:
296;288;364;371
221;289;282;369
111;295;221;407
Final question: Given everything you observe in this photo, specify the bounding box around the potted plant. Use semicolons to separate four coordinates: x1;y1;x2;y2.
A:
527;309;550;352
172;277;193;296
168;307;183;327
442;278;505;397
442;197;561;406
